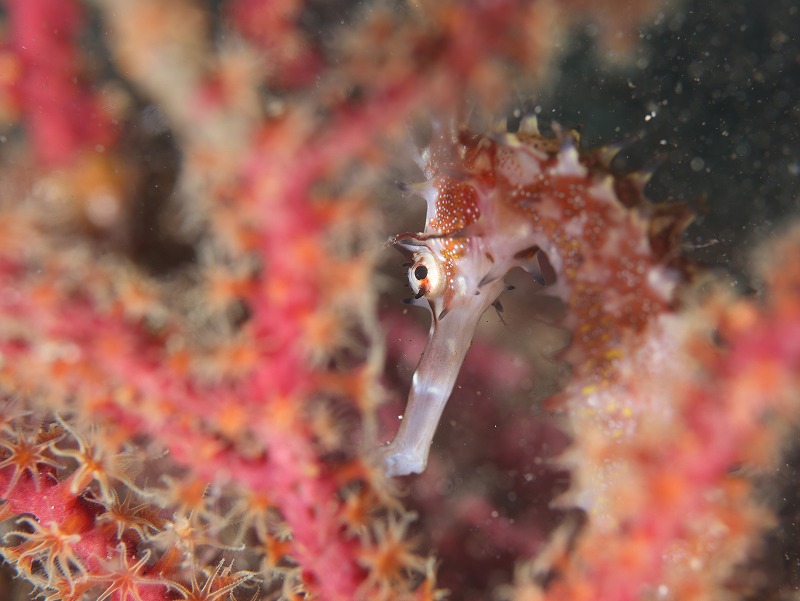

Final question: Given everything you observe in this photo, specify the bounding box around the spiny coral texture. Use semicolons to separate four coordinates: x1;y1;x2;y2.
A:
0;0;796;601
503;226;800;601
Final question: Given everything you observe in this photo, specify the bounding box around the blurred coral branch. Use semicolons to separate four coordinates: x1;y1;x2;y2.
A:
2;0;116;166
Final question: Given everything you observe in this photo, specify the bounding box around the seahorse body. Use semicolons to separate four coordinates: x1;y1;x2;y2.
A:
383;118;690;477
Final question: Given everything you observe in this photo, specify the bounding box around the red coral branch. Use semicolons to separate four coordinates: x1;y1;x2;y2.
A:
2;0;116;166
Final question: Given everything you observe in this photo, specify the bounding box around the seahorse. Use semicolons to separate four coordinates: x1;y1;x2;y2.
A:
381;116;691;477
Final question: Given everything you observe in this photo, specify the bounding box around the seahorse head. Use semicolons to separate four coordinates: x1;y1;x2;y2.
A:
390;124;536;318
382;123;543;476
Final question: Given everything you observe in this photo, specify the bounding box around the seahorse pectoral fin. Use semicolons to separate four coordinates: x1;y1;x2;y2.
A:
523;260;546;286
516;246;556;287
381;279;504;476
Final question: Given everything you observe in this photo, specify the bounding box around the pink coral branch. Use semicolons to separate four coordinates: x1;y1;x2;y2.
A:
3;0;115;166
0;252;369;598
532;286;800;600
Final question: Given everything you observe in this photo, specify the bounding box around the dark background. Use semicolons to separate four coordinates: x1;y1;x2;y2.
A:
542;0;799;288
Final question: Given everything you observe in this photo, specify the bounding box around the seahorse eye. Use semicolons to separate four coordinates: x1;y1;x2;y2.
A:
408;250;445;299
